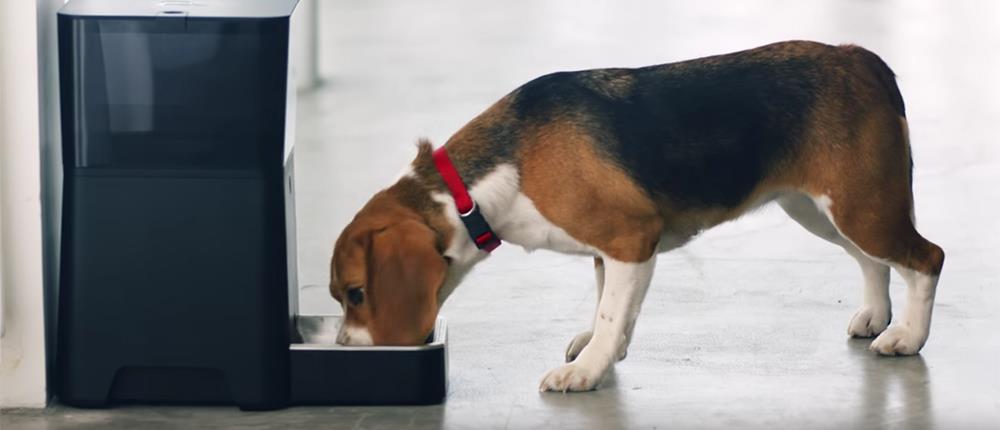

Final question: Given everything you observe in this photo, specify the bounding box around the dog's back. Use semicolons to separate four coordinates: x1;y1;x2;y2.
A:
506;41;906;213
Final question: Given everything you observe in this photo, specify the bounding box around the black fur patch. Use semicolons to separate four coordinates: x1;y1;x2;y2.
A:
511;51;822;209
461;122;519;180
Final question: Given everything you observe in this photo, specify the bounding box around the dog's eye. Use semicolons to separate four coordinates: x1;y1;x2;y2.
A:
346;287;364;306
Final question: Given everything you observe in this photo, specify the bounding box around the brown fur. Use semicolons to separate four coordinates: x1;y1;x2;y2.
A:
415;96;522;186
777;49;944;275
518;119;663;262
792;113;944;275
330;181;452;345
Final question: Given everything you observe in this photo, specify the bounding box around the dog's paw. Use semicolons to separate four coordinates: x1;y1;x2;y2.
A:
869;325;926;356
565;331;628;363
565;331;592;363
539;362;603;392
847;306;891;338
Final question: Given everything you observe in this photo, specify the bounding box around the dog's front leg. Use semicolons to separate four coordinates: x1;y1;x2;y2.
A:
541;256;656;392
565;257;605;363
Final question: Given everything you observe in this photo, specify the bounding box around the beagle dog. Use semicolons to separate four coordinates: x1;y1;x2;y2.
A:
329;41;944;392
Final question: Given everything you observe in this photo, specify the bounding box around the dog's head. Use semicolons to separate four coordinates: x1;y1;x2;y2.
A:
329;192;448;346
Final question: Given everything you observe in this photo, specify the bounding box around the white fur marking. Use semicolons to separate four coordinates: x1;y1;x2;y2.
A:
870;267;937;355
434;163;594;258
431;163;595;303
337;324;374;346
541;256;655;392
497;193;596;255
812;194;834;220
845;246;892;337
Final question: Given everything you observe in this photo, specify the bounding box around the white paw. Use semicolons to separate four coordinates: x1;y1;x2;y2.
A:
869;325;926;356
847;306;891;338
539;362;603;392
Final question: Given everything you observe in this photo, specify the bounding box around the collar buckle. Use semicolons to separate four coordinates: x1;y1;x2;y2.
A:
458;202;501;252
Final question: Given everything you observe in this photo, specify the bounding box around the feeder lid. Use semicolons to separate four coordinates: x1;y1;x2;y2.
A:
60;0;299;19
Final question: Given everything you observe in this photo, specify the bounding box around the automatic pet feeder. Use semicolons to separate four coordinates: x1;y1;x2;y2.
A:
56;0;447;410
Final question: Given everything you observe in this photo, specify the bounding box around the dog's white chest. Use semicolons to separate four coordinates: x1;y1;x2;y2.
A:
494;193;595;255
433;163;595;262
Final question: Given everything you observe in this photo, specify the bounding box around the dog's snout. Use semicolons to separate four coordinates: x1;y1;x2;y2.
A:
336;324;374;346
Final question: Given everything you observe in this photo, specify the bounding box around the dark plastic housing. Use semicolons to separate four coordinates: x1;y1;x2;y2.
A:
55;0;448;410
56;0;297;411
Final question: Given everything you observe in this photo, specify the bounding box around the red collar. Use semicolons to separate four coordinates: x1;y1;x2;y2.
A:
432;147;501;253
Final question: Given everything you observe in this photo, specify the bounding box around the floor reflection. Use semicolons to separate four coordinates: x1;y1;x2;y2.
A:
848;338;933;429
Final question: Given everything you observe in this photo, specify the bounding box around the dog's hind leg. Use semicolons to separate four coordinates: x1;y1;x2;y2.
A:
797;115;944;355
779;194;892;338
817;189;943;355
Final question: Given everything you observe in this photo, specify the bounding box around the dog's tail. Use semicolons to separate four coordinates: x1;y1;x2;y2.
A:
844;44;906;118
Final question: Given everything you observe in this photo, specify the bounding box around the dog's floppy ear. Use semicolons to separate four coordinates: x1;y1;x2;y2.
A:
367;219;447;345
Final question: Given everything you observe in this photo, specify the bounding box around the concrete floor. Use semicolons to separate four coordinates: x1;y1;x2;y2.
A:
5;0;1000;428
